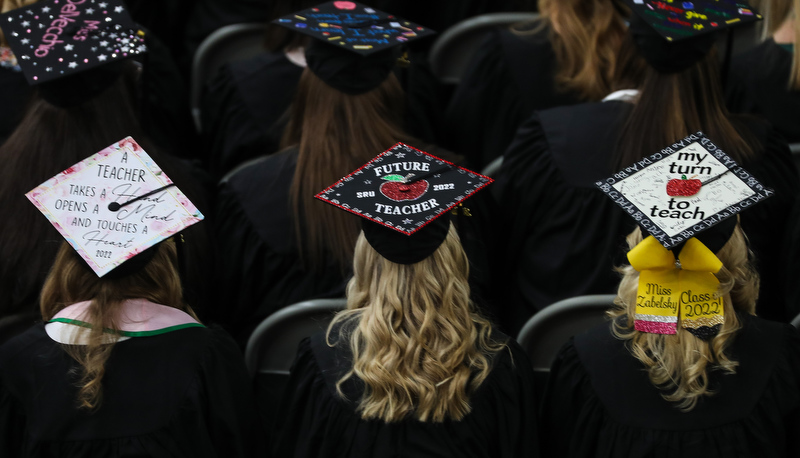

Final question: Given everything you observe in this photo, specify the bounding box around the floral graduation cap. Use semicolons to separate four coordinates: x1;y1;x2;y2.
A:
315;142;491;264
272;1;435;56
0;0;146;85
597;132;772;339
26;137;203;277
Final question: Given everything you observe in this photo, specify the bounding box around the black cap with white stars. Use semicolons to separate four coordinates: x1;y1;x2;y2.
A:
0;0;146;85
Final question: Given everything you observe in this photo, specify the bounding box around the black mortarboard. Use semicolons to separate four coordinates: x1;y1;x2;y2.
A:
626;0;761;72
315;142;491;264
0;0;146;85
596;131;771;251
273;1;435;94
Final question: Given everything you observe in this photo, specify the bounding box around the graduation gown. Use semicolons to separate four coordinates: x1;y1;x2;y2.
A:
213;149;350;344
726;40;800;143
541;314;800;457
493;101;799;335
0;301;264;457
201;52;303;178
0;54;32;146
273;331;539;458
444;23;583;169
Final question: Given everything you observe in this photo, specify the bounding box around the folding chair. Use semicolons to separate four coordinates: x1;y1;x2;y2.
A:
516;294;616;396
191;22;266;132
244;298;346;430
428;12;539;85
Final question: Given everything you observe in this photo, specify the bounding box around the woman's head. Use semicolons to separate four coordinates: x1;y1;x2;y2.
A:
613;34;756;170
531;0;629;100
329;224;504;423
40;239;186;320
283;67;409;272
40;238;190;410
616;223;759;320
611;222;759;411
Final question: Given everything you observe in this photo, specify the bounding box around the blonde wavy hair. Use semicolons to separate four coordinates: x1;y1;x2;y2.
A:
1;0;39;46
327;224;506;423
609;223;759;411
515;0;629;100
40;239;196;410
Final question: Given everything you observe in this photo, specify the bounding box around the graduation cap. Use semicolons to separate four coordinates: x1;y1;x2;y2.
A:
626;0;761;72
315;142;491;264
26;136;204;277
273;1;435;94
0;0;146;84
596;131;771;339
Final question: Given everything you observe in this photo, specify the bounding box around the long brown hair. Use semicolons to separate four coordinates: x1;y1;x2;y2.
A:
0;63;146;318
281;68;409;272
519;0;628;100
613;38;757;170
609;224;759;411
328;225;506;422
41;239;195;410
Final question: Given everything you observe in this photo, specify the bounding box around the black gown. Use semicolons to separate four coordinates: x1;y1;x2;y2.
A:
0;324;264;457
726;40;800;143
201;52;303;178
541;314;800;457
0;53;32;146
213;149;350;344
493;101;799;335
444;23;583;169
273;331;539;457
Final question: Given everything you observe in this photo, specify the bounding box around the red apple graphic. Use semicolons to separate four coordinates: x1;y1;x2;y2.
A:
379;174;429;202
666;175;702;197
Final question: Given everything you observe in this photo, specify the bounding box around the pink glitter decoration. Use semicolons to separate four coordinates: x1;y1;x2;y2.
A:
635;321;677;334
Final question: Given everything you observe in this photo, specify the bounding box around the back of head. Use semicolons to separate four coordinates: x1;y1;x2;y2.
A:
328;224;504;423
282;67;409;272
533;0;629;100
40;239;190;410
610;223;759;411
613;34;756;170
0;62;147;317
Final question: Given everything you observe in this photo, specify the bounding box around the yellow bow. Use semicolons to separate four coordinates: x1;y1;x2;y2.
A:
627;236;724;339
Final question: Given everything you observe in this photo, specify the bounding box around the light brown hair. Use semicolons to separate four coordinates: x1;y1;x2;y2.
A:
327;225;506;423
281;68;410;272
613;38;757;170
609;224;759;411
40;239;195;410
517;0;628;100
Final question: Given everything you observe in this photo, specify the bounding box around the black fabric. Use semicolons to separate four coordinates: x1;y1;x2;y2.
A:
305;40;397;95
493;102;800;335
629;14;717;74
212;149;350;345
362;214;450;265
444;23;583;170
37;61;129;109
0;66;32;146
201;52;303;177
0;324;265;457
726;40;800;143
272;330;540;457
541;314;800;457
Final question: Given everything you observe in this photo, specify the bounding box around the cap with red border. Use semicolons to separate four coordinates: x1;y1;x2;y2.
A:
315;142;491;264
26;136;203;277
